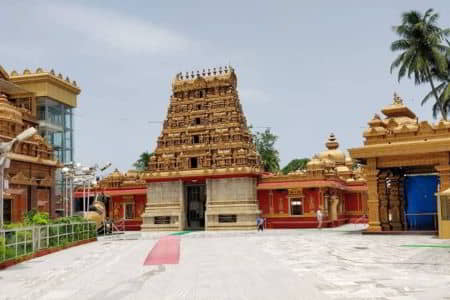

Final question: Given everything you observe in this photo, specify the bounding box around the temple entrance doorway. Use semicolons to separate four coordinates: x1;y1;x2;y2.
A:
404;174;438;231
378;167;438;232
184;184;206;230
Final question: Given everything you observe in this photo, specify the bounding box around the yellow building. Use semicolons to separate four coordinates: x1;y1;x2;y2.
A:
349;93;450;239
3;66;81;215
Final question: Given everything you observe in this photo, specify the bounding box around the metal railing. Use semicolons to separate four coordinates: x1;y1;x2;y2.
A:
0;222;96;263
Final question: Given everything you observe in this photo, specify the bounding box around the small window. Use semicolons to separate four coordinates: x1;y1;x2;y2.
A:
193;135;200;144
190;157;198;169
195;118;201;125
199;91;204;98
124;203;134;220
154;216;171;224
290;198;303;215
219;215;237;223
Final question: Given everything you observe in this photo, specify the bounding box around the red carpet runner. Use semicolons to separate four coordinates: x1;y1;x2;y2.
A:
143;236;181;265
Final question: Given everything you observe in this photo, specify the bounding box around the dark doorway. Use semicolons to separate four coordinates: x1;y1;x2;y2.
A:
3;199;11;224
185;184;206;230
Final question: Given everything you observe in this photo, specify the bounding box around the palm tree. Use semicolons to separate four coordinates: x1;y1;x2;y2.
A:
133;151;154;171
422;52;450;118
390;9;449;119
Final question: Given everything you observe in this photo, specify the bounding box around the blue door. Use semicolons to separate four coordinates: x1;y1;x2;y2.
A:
404;175;438;230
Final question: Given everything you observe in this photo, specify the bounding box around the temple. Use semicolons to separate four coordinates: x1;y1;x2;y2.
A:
0;65;62;222
258;133;368;228
349;93;450;238
141;67;262;231
73;169;147;230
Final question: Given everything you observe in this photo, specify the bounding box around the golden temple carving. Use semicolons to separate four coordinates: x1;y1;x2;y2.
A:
350;93;450;237
143;66;261;179
259;133;366;190
98;169;146;189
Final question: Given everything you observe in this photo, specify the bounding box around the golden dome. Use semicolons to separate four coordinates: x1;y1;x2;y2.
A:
306;155;324;170
0;94;24;125
317;133;345;164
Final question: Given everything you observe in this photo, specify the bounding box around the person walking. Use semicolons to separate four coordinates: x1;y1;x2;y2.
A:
316;209;323;229
257;216;264;232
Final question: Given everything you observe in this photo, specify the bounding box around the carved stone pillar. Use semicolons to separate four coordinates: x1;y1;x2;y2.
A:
330;194;339;224
366;159;381;232
388;175;402;231
378;171;390;231
435;164;450;238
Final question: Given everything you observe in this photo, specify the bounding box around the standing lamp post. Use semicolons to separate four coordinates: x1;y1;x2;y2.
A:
0;127;37;228
61;162;111;217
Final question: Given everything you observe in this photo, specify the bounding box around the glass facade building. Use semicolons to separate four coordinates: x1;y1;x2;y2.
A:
36;97;74;205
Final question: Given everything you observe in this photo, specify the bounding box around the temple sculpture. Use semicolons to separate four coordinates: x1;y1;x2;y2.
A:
350;93;450;238
258;133;367;228
141;66;261;231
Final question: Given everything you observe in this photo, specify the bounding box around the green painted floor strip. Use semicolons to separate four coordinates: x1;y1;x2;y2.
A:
401;244;450;248
169;231;193;236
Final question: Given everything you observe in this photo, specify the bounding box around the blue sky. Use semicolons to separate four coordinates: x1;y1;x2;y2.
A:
1;1;449;173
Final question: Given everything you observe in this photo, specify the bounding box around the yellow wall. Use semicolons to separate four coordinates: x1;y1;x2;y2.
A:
15;81;77;107
437;195;450;239
440;220;450;239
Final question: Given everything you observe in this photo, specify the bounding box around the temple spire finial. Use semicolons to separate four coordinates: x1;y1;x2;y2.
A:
393;92;403;105
326;133;339;150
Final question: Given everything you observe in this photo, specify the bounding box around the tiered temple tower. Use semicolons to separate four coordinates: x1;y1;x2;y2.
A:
141;66;261;231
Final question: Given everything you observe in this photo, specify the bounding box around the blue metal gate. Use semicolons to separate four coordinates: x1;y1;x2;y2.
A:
404;175;438;230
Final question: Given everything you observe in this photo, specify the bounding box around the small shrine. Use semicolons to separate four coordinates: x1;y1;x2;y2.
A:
73;169;147;230
349;93;450;238
258;133;367;228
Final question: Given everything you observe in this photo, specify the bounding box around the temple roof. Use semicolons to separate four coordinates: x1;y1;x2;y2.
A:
0;65;9;80
172;66;237;92
9;67;80;91
349;92;450;160
381;93;416;119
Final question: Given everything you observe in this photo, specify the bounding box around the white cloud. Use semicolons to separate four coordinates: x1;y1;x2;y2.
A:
45;2;190;55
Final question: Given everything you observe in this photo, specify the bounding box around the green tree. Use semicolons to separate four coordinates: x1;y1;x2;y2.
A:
281;158;310;175
390;8;449;119
133;151;154;171
421;53;450;118
253;128;280;173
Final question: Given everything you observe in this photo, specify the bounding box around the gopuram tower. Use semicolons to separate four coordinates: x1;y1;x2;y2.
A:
141;66;261;231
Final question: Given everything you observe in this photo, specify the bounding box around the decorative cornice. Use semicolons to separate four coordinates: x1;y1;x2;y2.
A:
350;138;450;159
10;68;80;93
142;166;261;181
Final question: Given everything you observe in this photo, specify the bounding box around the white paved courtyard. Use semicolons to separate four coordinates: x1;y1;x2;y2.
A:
1;225;450;300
